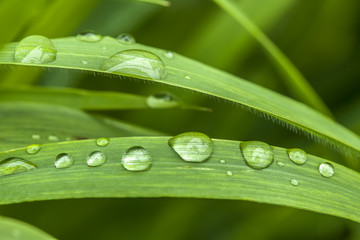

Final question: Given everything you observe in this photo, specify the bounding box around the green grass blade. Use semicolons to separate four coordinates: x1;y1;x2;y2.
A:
0;216;55;240
135;0;170;7
0;37;359;158
212;0;332;117
0;137;359;223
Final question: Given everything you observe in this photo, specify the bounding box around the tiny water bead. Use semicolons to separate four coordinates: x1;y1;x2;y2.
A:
185;75;191;80
240;141;274;170
319;162;334;178
14;35;57;64
48;134;59;142
0;158;36;176
96;137;110;147
101;49;167;80
276;161;284;167
81;60;88;65
168;132;213;163
226;171;233;176
164;51;174;59
55;153;74;169
290;179;299;186
287;148;307;165
146;92;179;108
31;134;40;140
87;151;107;167
116;33;136;44
121;146;152;171
76;31;102;42
220;160;226;164
26;144;41;155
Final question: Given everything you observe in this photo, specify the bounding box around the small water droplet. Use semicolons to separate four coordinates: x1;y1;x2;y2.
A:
121;146;152;171
290;179;299;186
102;46;108;51
48;134;59;142
31;134;40;140
101;49;167;80
0;158;36;176
276;161;284;167
87;151;107;167
287;148;307;165
220;160;226;164
55;153;74;169
185;75;191;80
76;30;102;42
168;132;213;163
15;35;57;64
164;51;174;59
116;33;136;44
81;60;88;65
319;162;334;177
240;141;274;170
146;92;179;108
26;144;41;155
226;170;233;176
96;137;110;147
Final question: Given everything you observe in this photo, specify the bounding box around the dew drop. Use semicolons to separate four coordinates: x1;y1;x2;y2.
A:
87;151;107;167
116;33;136;44
102;46;108;51
31;134;40;140
220;160;226;164
185;75;191;80
96;138;110;147
240;141;274;170
287;148;307;165
121;146;152;171
76;30;102;42
81;60;88;65
26;144;41;155
146;92;179;108
101;49;167;80
168;132;213;163
48;134;59;142
290;179;299;186
164;51;174;59
55;153;74;169
14;35;57;64
226;171;233;176
0;158;36;176
276;161;284;167
319;162;334;178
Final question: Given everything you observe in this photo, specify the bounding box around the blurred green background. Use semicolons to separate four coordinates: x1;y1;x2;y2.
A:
0;0;359;239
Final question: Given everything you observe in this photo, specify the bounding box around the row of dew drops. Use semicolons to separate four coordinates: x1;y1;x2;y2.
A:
13;31;190;81
0;132;335;187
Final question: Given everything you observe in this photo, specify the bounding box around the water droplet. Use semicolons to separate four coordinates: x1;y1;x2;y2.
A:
96;138;110;147
76;30;102;42
276;161;284;167
290;179;299;186
287;148;307;165
116;33;136;44
48;134;59;142
121;146;152;171
164;51;174;59
101;49;167;80
14;35;57;64
319;162;334;178
220;160;226;164
26;144;41;155
55;153;74;169
146;92;179;108
81;60;88;65
31;134;40;140
226;170;233;176
0;158;36;176
87;151;107;167
102;46;108;51
168;132;213;163
240;141;274;170
185;75;191;80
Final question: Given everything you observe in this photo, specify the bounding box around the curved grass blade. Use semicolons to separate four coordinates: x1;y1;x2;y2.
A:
0;102;161;151
213;0;332;117
135;0;170;7
0;37;359;158
0;137;359;223
0;216;55;240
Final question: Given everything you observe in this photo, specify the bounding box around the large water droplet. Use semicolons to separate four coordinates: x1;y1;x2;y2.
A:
240;141;274;170
168;132;213;163
290;179;299;186
116;33;136;44
14;35;56;64
87;151;107;167
287;148;307;165
55;153;74;169
26;144;41;155
76;30;102;42
146;92;179;108
96;137;110;147
0;158;36;176
121;146;152;171
101;49;167;80
319;162;334;177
